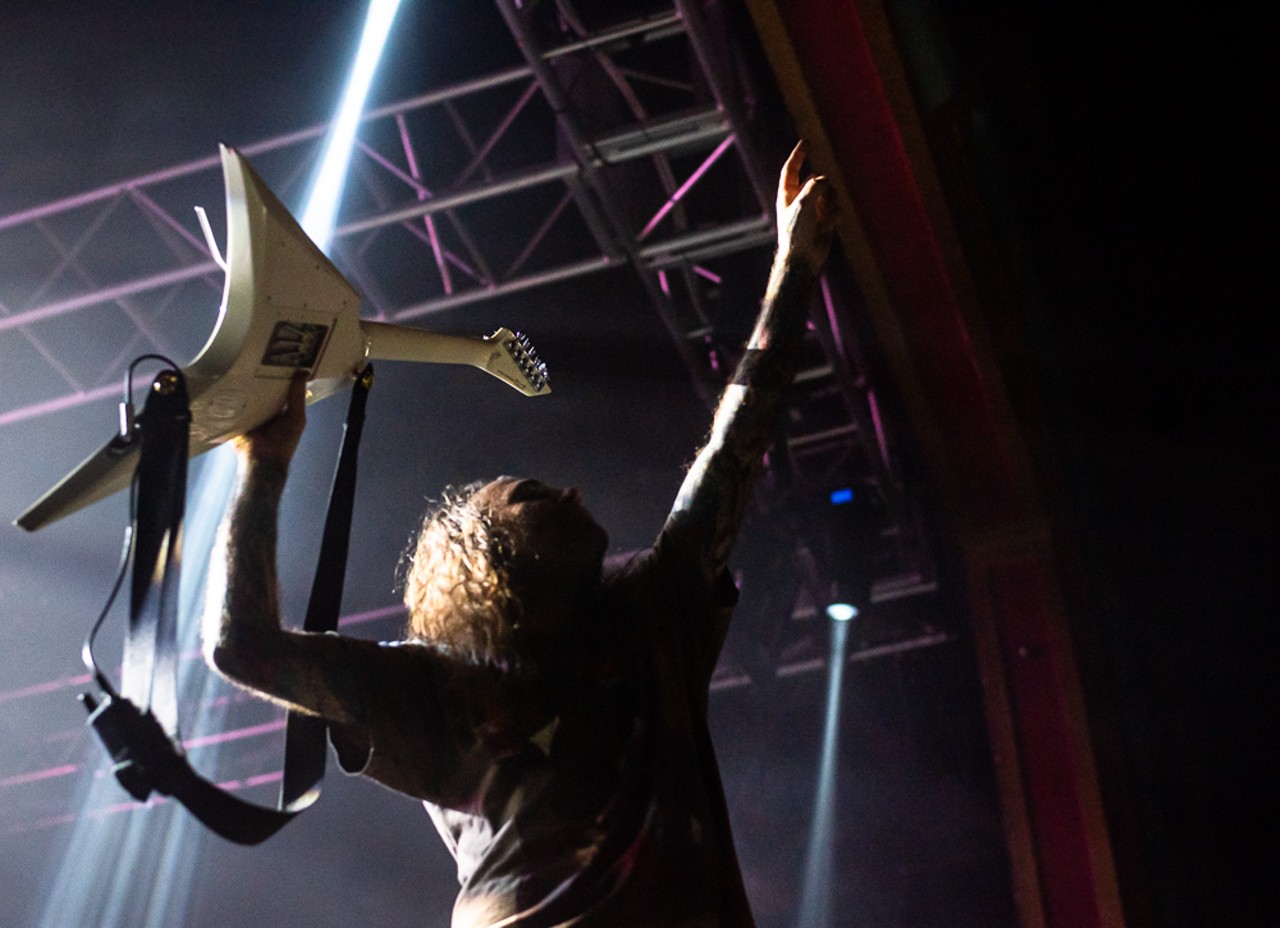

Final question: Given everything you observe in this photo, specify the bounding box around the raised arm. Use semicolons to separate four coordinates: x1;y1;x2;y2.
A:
667;141;838;578
202;375;366;725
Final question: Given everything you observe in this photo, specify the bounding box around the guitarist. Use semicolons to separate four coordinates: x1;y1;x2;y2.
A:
206;141;837;927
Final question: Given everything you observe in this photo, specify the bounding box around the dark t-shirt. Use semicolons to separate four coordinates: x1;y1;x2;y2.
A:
327;528;754;927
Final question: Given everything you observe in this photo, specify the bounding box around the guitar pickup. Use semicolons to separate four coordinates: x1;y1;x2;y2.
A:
262;321;331;369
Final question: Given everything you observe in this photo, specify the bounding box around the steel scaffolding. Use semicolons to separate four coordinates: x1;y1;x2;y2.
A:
0;0;939;833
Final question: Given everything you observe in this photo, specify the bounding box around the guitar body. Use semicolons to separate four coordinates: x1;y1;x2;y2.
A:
184;145;366;448
17;147;546;531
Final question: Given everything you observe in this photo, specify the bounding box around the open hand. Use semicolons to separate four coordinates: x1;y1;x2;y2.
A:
230;373;307;468
777;140;839;273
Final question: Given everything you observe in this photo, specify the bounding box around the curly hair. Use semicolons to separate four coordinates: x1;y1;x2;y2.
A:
400;481;525;667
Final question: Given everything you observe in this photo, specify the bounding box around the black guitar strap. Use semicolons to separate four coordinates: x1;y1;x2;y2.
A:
82;364;374;845
282;365;373;807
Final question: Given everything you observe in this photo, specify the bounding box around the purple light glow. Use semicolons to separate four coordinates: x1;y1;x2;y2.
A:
638;134;736;241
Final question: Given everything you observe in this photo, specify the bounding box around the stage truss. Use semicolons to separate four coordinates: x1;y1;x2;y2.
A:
0;0;946;833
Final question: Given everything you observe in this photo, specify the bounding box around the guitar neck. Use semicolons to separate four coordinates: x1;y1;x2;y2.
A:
361;321;549;396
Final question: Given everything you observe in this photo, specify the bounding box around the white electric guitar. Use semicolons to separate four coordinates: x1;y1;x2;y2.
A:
17;146;548;531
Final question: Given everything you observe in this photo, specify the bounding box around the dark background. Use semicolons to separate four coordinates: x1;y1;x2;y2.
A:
934;7;1275;925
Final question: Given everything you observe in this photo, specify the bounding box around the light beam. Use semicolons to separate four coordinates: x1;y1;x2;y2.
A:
300;0;404;252
796;616;852;928
32;2;404;923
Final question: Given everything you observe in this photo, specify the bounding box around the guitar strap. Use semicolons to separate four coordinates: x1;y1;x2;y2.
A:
282;365;373;808
82;364;374;845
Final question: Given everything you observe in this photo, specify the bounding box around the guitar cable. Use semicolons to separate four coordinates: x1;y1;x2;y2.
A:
83;354;183;696
117;353;181;441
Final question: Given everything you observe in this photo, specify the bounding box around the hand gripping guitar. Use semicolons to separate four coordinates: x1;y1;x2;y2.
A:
17;145;548;531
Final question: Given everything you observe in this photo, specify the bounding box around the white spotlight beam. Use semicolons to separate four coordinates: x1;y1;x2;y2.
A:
30;7;407;924
299;0;405;251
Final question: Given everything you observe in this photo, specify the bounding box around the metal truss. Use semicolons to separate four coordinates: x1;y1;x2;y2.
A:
0;0;942;832
1;0;931;570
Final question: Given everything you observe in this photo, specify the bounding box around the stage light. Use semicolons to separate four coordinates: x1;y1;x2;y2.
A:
31;449;238;928
822;484;876;625
825;601;857;622
300;0;404;251
32;3;403;924
797;483;882;922
829;486;854;505
797;595;853;928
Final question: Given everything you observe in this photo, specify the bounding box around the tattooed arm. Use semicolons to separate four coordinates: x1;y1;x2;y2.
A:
202;375;365;725
667;141;838;579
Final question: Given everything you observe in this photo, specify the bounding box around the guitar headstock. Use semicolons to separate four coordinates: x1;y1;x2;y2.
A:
485;327;550;396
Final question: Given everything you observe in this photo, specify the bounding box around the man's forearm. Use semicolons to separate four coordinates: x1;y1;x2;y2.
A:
203;458;288;679
670;254;818;571
199;378;365;723
751;252;817;352
203;456;367;724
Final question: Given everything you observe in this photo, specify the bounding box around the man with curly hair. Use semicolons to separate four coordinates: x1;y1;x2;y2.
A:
206;142;838;927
